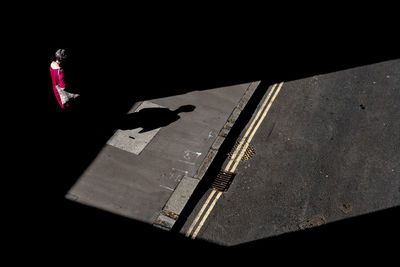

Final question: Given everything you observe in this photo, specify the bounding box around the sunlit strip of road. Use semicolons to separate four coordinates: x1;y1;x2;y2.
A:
186;82;284;239
185;189;216;237
224;83;278;171
230;82;284;172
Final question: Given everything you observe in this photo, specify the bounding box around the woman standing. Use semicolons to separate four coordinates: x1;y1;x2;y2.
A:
50;49;79;109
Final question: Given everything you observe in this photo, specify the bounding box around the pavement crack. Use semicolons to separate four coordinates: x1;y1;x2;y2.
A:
266;122;276;139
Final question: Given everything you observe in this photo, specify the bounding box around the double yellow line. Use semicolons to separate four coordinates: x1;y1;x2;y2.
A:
185;82;284;239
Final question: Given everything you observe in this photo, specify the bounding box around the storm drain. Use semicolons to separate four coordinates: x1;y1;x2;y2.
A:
228;141;256;162
212;170;236;192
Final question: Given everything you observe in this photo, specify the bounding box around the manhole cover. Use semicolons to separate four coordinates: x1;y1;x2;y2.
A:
212;170;236;192
299;215;326;230
228;141;256;162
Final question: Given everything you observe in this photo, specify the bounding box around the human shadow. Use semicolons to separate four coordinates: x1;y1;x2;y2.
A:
117;105;196;133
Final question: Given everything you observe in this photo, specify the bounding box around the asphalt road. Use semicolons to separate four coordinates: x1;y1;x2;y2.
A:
176;59;400;250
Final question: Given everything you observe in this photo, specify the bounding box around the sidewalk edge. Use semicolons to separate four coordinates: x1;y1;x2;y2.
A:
153;81;261;230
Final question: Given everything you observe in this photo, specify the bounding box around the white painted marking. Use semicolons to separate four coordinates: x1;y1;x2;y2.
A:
159;185;174;191
208;131;216;139
183;150;202;161
171;168;189;174
177;159;196;165
168;168;189;182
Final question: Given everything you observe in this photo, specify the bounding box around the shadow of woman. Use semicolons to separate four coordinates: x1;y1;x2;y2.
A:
118;105;196;133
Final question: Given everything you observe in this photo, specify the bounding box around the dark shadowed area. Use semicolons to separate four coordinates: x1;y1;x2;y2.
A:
9;4;400;259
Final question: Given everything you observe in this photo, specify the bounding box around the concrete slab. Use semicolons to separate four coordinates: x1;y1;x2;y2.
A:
164;176;199;216
107;101;164;155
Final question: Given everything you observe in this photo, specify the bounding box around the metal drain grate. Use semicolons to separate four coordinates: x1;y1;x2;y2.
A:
228;141;256;162
242;145;256;161
212;170;236;192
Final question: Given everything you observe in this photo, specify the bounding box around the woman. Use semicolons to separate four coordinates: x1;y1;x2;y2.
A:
50;49;79;109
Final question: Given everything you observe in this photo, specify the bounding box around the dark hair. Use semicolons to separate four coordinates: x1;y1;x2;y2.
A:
55;49;67;63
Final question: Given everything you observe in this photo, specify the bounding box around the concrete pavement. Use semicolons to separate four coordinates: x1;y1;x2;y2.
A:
65;80;260;230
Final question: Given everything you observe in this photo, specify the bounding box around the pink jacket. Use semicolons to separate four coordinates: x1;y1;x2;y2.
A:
50;64;66;108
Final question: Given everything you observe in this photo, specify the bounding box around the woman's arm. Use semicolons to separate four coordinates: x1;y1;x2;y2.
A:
59;68;66;90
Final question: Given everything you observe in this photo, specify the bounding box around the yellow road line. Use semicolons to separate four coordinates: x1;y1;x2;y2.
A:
186;82;284;239
185;189;216;237
185;84;277;238
191;191;223;239
224;83;278;171
230;82;284;172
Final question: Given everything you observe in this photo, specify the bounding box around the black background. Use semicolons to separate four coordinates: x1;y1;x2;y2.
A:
7;3;400;261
